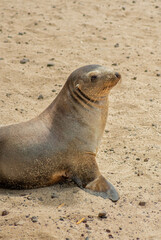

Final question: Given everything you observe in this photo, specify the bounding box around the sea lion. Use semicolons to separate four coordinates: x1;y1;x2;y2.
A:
0;65;121;202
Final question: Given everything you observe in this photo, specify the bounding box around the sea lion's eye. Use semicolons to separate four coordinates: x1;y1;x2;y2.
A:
91;75;98;82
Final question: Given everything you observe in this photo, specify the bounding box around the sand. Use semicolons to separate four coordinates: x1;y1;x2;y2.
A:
0;0;160;239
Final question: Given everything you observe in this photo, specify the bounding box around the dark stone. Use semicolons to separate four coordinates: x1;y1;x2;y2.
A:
51;193;58;199
31;216;38;223
98;210;107;218
20;58;29;64
38;94;44;100
114;43;119;48
47;63;54;67
2;210;9;216
139;201;146;206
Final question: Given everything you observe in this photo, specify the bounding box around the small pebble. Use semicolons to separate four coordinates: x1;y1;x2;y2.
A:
20;58;29;64
83;218;87;223
144;158;149;162
2;210;9;216
31;216;38;223
51;193;58;198
139;201;146;206
47;63;54;67
108;234;114;239
114;43;119;48
85;223;89;228
38;94;44;100
6;93;12;97
98;210;107;218
27;196;32;200
18;32;25;35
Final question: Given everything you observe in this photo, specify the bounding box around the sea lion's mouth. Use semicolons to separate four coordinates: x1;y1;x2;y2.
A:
103;80;119;90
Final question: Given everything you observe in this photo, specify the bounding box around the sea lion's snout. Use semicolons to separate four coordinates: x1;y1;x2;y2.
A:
115;72;121;79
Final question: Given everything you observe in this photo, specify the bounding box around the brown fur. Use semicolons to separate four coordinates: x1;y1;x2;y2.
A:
0;65;121;201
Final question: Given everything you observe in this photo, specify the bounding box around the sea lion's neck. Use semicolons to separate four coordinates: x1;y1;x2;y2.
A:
41;82;108;116
39;83;109;151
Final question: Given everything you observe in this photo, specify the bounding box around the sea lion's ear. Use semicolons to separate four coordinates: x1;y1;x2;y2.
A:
75;84;80;89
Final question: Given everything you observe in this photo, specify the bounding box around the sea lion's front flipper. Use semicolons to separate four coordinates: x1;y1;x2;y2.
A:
85;175;119;202
71;155;119;202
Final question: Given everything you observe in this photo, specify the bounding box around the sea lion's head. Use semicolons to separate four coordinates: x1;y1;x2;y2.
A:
67;65;121;100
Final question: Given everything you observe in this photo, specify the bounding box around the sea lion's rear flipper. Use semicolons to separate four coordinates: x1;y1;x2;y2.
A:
85;175;119;202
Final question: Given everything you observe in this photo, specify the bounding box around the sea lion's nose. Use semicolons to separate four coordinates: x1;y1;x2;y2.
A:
115;72;121;79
